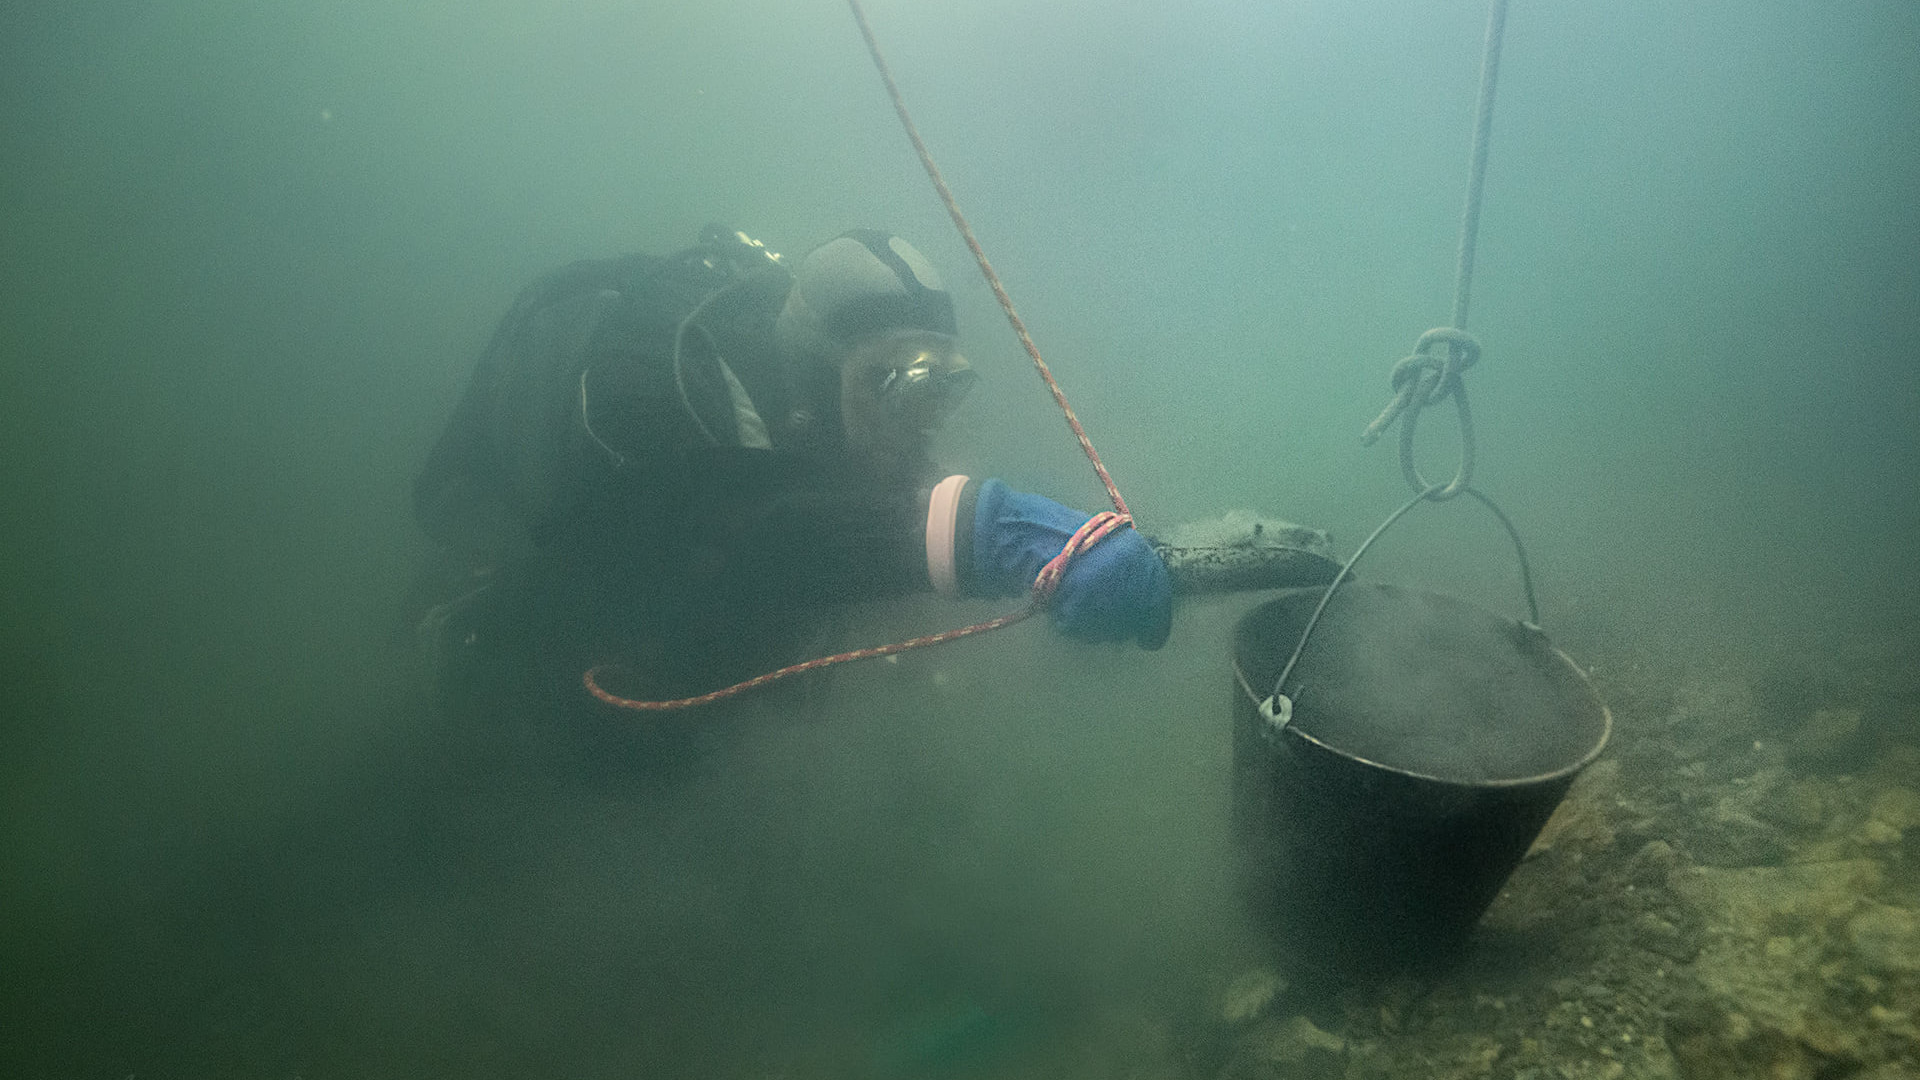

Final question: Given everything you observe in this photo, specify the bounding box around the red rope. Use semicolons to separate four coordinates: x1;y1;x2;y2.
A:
584;4;1134;711
585;512;1129;710
844;0;1128;520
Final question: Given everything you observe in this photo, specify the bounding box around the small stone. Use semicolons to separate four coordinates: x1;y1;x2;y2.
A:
1284;1015;1345;1054
1757;779;1827;831
1795;836;1853;864
1674;860;1884;926
1635;912;1697;963
1869;786;1920;830
1859;819;1903;845
1626;839;1681;887
1876;743;1920;779
1528;761;1620;858
1791;707;1866;765
1220;968;1285;1024
1685;810;1789;867
1234;1014;1345;1078
1848;904;1920;974
1866;1004;1920;1041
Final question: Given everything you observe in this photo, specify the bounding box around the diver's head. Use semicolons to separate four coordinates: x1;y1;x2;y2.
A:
775;231;972;456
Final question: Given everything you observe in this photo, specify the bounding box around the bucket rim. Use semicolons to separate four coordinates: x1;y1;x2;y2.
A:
1232;643;1612;790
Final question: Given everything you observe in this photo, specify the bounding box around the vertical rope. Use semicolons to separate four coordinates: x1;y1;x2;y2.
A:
1452;0;1508;333
845;0;1130;519
1364;0;1509;502
1272;0;1536;712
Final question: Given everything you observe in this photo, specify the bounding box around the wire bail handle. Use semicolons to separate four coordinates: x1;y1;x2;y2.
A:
1254;478;1540;740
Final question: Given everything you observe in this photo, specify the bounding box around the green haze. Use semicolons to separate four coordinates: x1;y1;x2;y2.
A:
3;0;1915;1075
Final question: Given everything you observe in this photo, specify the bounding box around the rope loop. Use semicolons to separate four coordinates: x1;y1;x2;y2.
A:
1031;511;1131;602
1370;326;1481;441
1400;326;1481;403
1363;326;1481;500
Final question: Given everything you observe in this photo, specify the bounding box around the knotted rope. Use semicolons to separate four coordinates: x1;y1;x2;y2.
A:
1363;326;1481;498
1361;0;1508;503
1266;0;1536;721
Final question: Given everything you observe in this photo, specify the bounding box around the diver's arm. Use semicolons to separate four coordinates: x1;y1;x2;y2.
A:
673;449;939;611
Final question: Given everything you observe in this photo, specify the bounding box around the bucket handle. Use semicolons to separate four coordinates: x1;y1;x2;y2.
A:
1257;483;1538;736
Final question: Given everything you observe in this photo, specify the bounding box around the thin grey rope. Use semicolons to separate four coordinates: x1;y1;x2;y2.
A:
1363;0;1508;502
1266;0;1532;721
1453;0;1507;334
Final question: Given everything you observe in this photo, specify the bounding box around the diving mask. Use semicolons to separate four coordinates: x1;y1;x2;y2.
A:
845;330;977;430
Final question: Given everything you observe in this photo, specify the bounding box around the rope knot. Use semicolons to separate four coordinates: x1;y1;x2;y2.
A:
1030;511;1131;603
1362;326;1482;500
1387;327;1481;403
1364;327;1482;447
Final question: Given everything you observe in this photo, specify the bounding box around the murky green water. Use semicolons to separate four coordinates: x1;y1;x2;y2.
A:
4;1;1915;1075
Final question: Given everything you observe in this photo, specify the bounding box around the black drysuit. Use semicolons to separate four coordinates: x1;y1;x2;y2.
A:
413;240;943;705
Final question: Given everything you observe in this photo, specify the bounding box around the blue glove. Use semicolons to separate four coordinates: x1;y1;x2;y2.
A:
967;479;1173;649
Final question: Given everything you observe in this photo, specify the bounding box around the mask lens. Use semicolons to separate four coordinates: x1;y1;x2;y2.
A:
879;346;974;422
922;366;976;419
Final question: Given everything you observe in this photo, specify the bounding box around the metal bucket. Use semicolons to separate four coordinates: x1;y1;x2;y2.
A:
1231;583;1610;976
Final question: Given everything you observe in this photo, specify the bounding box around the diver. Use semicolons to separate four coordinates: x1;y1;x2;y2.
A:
411;225;1172;713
